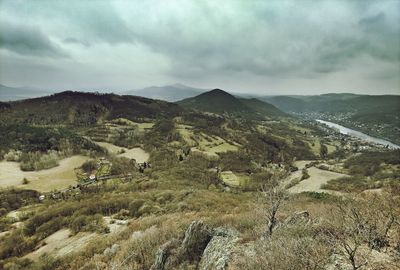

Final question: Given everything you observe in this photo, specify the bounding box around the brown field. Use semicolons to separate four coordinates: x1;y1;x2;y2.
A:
288;167;348;194
0;155;87;192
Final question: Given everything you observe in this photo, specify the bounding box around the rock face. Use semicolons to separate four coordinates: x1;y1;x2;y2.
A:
198;228;239;270
181;220;213;261
150;240;180;270
150;220;239;270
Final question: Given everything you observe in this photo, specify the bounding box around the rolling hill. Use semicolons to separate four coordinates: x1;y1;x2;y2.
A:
0;91;183;126
124;83;207;102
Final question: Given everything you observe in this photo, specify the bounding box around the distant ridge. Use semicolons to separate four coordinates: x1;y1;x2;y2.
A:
124;83;207;102
0;84;52;101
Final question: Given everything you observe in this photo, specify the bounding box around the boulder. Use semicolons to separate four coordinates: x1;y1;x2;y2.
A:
180;220;212;261
150;221;240;270
198;227;239;270
103;243;120;257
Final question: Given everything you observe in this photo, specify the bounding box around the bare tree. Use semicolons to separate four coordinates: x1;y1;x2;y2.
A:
330;201;370;270
262;185;287;237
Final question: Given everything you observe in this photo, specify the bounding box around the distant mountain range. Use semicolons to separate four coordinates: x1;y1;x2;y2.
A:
0;84;52;101
177;89;285;118
0;83;208;103
124;83;208;102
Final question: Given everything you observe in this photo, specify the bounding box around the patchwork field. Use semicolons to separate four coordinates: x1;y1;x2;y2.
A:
0;155;87;192
176;124;239;155
95;141;150;163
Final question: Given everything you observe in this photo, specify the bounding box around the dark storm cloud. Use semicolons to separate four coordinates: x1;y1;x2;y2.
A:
0;20;67;58
63;37;91;47
0;0;398;94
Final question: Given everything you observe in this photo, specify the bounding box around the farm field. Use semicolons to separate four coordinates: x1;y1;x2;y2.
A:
288;166;348;194
94;141;149;163
176;125;239;155
0;155;87;192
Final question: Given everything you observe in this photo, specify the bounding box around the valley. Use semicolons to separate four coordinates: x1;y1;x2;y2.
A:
0;90;399;270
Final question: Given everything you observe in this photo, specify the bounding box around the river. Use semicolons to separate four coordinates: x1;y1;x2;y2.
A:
316;119;400;149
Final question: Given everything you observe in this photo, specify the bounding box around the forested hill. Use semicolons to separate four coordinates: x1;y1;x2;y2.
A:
177;89;286;118
0;91;183;126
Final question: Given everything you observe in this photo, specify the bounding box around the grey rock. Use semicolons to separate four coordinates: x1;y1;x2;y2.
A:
180;220;212;261
198;227;240;270
150;240;179;270
103;243;120;257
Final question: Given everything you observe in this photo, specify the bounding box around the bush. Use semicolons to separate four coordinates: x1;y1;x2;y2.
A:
19;151;59;171
0;229;38;260
300;168;310;180
81;160;97;173
69;214;108;234
129;199;146;217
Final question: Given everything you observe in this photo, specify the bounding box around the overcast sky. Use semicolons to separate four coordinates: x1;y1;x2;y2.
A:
0;0;399;95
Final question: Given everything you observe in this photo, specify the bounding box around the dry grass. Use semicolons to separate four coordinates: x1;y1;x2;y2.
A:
0;155;87;192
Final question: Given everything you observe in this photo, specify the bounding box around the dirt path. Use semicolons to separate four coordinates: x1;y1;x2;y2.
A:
0;155;87;192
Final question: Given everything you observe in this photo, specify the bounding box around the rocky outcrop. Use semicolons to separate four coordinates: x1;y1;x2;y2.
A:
150;240;180;270
181;220;213;261
198;227;239;270
150;220;239;270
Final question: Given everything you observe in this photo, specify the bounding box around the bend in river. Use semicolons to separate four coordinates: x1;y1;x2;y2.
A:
316;119;400;149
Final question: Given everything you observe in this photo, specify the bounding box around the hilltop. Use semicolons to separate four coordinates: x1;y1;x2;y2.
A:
0;91;183;126
178;89;285;118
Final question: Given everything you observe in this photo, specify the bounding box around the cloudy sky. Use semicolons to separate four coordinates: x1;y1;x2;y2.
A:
0;0;399;95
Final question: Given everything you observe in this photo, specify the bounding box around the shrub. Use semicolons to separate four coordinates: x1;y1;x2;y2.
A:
81;160;97;173
300;168;310;180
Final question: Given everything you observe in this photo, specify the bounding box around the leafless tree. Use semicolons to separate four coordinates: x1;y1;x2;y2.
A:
330;200;370;270
261;185;288;237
